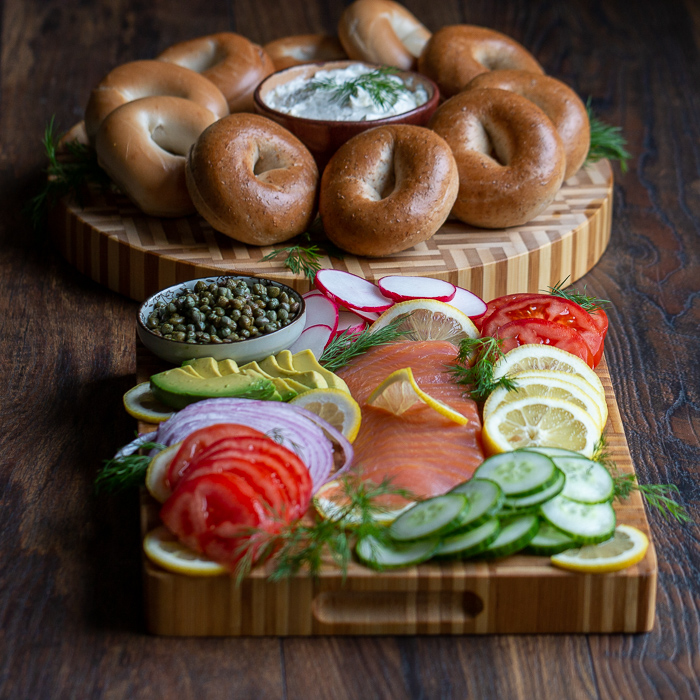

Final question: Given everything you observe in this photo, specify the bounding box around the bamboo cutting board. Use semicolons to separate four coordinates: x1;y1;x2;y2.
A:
137;351;657;636
49;160;612;303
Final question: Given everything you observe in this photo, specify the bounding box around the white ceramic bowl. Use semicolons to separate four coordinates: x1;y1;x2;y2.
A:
137;275;306;365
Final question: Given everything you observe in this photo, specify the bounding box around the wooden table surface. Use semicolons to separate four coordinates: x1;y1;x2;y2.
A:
2;0;698;697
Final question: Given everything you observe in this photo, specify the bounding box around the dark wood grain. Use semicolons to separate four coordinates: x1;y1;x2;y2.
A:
1;0;698;698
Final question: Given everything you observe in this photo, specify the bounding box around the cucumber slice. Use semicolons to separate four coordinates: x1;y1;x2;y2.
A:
481;515;540;559
527;521;578;555
502;469;565;509
448;479;504;531
435;518;501;558
523;446;582;458
474;450;557;497
388;493;468;541
549;456;614;504
356;535;440;570
540;495;616;544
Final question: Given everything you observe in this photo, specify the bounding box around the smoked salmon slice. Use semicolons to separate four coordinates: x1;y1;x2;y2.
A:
338;340;484;498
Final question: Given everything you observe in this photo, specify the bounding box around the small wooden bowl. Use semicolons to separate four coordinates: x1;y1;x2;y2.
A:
253;60;440;168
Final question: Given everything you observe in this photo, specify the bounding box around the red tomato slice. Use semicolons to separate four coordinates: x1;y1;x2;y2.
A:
160;471;273;569
494;318;595;365
165;424;266;489
481;294;604;367
474;293;535;331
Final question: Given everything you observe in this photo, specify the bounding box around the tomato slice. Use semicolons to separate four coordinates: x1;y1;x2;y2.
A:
494;318;595;365
165;424;266;489
481;294;604;367
474;293;534;331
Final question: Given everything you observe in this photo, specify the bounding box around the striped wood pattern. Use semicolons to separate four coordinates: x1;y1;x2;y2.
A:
50;160;612;302
137;350;656;636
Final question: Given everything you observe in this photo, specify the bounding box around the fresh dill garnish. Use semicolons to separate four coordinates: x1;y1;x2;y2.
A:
449;336;519;402
27;116;113;229
544;276;610;313
319;317;410;372
592;436;690;523
585;99;631;173
308;67;409;110
95;441;165;493
233;472;416;583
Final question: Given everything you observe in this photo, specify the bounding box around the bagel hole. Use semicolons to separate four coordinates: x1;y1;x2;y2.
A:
472;118;511;167
151;123;190;157
363;146;397;201
253;144;292;180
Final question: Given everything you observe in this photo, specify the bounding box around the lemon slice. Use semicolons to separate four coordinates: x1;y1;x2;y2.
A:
367;367;468;425
482;396;602;457
143;526;227;576
145;443;180;503
484;371;605;430
123;382;176;423
290;388;362;442
551;524;650;573
369;299;479;346
492;344;605;402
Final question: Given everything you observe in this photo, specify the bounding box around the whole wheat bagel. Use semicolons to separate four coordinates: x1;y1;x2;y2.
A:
428;87;565;228
186;114;319;245
319;124;458;257
84;60;228;143
464;70;590;180
158;32;275;112
94;96;218;217
338;0;431;70
263;34;347;71
418;25;543;99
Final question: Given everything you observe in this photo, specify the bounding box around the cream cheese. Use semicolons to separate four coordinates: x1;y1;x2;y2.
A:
264;64;428;122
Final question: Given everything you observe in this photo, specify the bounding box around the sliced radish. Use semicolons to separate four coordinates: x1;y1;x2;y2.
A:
377;275;456;303
343;306;381;323
447;286;488;319
287;324;334;358
315;269;393;313
333;310;368;338
302;291;339;335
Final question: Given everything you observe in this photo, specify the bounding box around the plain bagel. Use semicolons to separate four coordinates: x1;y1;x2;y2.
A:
186;114;319;245
158;32;275;112
94;96;218;217
319;124;458;257
263;34;347;71
418;25;543;99
338;0;431;70
464;70;590;180
84;60;228;143
428;87;565;229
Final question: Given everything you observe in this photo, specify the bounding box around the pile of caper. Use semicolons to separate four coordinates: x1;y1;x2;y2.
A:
145;278;301;344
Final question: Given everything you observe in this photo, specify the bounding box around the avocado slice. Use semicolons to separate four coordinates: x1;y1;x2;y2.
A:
275;350;296;372
218;359;240;375
181;357;222;378
240;368;298;402
291;349;350;393
150;366;276;409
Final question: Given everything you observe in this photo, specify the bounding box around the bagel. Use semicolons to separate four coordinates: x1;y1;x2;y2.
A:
464;70;590;180
158;32;275;112
94;96;218;218
263;34;347;71
418;25;543;99
186;114;319;245
338;0;431;70
319;124;458;257
428;87;565;229
84;60;228;143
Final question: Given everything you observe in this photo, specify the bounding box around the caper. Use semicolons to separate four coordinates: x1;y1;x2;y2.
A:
254;316;268;328
171;331;186;342
242;305;253;317
266;310;277;322
279;291;289;304
146;315;159;329
200;333;211;343
266;298;280;310
263;323;277;334
279;302;290;313
216;295;229;308
290;301;300;313
229;309;241;321
238;315;252;329
175;324;187;332
219;326;232;339
277;309;289;322
267;285;280;298
231;298;243;311
239;329;250;339
194;281;207;292
161;323;174;334
169;315;185;325
219;316;234;328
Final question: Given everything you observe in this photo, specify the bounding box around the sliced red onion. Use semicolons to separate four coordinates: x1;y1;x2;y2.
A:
114;431;157;459
150;398;353;491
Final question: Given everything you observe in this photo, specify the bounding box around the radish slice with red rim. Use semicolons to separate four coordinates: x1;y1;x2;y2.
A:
377;275;456;303
287;324;334;357
447;286;487;319
334;310;368;338
302;291;339;334
345;306;381;323
315;269;393;312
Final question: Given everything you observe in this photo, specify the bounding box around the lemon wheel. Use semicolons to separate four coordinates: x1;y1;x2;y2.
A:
123;382;176;423
143;526;227;576
290;388;362;442
145;443;180;503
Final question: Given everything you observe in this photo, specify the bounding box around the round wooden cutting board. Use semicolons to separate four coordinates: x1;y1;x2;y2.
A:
49;159;612;302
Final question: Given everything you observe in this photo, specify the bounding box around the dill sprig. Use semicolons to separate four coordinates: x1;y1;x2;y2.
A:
95;441;165;493
309;67;409;110
260;230;345;282
544;276;610;313
319;317;410;372
27;116;113;229
592;436;691;523
449;336;519;402
586;99;631;173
